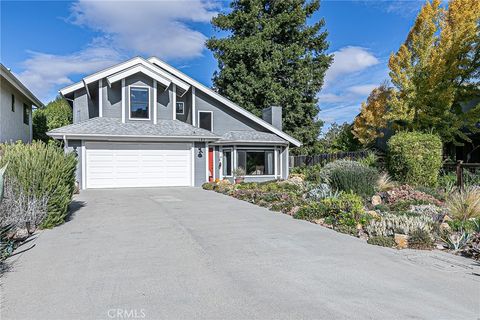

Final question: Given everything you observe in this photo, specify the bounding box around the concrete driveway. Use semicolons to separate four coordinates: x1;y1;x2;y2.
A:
2;188;479;320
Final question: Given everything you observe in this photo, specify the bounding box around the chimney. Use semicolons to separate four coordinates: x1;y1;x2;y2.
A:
262;106;282;130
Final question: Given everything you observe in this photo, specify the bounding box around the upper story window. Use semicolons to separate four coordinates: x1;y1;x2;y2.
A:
130;87;149;119
198;111;213;131
23;104;29;125
11;94;15;112
176;102;185;115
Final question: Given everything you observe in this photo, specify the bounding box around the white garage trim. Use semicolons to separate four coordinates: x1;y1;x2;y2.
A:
84;142;193;189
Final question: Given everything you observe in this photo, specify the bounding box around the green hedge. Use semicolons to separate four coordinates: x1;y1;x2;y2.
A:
0;141;77;228
387;132;442;187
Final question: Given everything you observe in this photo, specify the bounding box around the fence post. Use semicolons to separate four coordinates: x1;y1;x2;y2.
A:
456;160;463;190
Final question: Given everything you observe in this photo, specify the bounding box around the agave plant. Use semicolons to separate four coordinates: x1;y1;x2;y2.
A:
441;232;472;251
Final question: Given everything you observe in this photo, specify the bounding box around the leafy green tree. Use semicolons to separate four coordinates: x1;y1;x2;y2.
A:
319;122;361;153
33;96;72;142
206;0;332;154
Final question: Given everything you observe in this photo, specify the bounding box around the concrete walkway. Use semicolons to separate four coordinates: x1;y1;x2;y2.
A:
1;188;479;320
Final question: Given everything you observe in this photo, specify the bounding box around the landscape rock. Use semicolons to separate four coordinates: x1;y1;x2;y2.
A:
394;233;409;249
439;222;451;233
371;195;382;206
366;210;380;218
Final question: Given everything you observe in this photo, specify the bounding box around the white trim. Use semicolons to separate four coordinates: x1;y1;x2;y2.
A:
205;143;209;182
176;101;185;115
121;79;126;123
128;85;151;121
233;145;237;178
191;144;195;186
59;57;190;96
286;146;290;178
221;147;233;178
148;57;301;147
153;80;157;124
106;63;171;89
81;140;86;190
279;146;283;179
0;64;44;108
274;146;278;178
172;84;176;120
198;110;213;132
213;147;216;181
192;87;196;126
50;133;218;142
98;79;103;117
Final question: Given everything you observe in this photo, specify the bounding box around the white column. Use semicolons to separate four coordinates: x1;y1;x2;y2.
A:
286;146;290;178
98;79;103;117
172;84;176;120
81;140;86;190
153;80;157;124
191;143;195;186
280;146;283;179
192;87;196;126
274;146;278;178
121;79;126;123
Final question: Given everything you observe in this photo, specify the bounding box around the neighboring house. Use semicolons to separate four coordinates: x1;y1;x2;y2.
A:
1;64;44;143
49;57;301;189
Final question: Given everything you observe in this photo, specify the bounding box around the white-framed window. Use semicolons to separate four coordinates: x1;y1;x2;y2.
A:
129;86;149;119
237;149;274;176
23;103;29;125
176;101;185;115
222;148;233;177
198;111;213;131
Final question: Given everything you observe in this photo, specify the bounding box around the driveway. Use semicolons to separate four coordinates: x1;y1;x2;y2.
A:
2;188;479;320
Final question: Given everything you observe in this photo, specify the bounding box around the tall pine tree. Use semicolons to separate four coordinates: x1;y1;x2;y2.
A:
206;0;332;153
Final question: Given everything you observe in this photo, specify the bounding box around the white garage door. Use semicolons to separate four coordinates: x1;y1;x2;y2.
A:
85;142;193;188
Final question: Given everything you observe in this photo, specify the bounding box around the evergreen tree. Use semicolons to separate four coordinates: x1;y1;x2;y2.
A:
206;0;332;153
33;96;72;142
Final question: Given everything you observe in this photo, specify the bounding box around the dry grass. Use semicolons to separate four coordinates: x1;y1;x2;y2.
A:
446;186;480;221
376;172;396;192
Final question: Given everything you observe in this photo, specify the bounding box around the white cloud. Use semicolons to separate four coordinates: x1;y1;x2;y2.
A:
69;0;218;60
16;43;123;102
319;104;361;124
324;46;379;86
317;93;344;103
347;84;377;95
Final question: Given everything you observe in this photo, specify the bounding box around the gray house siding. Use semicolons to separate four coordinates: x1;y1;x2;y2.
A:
103;81;122;119
64;140;82;185
195;90;266;135
157;84;173;120
175;88;191;124
0;80;32;143
194;141;207;187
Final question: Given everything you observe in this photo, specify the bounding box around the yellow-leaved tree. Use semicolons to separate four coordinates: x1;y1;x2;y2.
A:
387;0;480;144
352;84;391;145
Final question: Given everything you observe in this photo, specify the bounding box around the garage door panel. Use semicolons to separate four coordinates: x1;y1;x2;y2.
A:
85;142;192;188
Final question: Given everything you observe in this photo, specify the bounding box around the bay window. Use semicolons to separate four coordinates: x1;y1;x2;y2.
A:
237;150;274;176
222;149;232;176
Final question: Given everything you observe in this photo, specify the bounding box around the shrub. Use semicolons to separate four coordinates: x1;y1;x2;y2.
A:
446;186;480;222
367;236;396;247
384;185;442;207
0;141;77;228
290;164;323;182
408;229;434;250
202;182;215;190
0;178;48;228
320;160;379;197
376;172;396;192
387;132;442;187
295;192;367;228
366;213;434;237
357;151;378;168
307;183;340;200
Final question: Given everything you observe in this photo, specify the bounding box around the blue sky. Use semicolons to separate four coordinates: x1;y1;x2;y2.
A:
1;0;425;133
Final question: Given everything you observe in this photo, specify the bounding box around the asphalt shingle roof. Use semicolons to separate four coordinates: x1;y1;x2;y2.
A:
218;130;287;144
48;117;218;138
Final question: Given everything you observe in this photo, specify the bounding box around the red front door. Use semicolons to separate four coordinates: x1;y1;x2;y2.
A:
208;147;214;182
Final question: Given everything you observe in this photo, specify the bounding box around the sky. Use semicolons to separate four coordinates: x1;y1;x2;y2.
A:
0;0;426;133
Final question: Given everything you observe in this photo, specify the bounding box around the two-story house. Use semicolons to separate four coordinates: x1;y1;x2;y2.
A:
1;64;44;143
48;57;301;189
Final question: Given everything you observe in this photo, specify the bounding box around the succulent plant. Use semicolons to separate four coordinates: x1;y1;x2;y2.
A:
366;213;434;237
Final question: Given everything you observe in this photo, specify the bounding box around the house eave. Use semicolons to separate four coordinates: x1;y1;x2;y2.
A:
47;132;220;142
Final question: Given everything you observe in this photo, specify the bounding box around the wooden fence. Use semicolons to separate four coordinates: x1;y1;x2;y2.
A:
442;161;480;189
289;150;371;168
